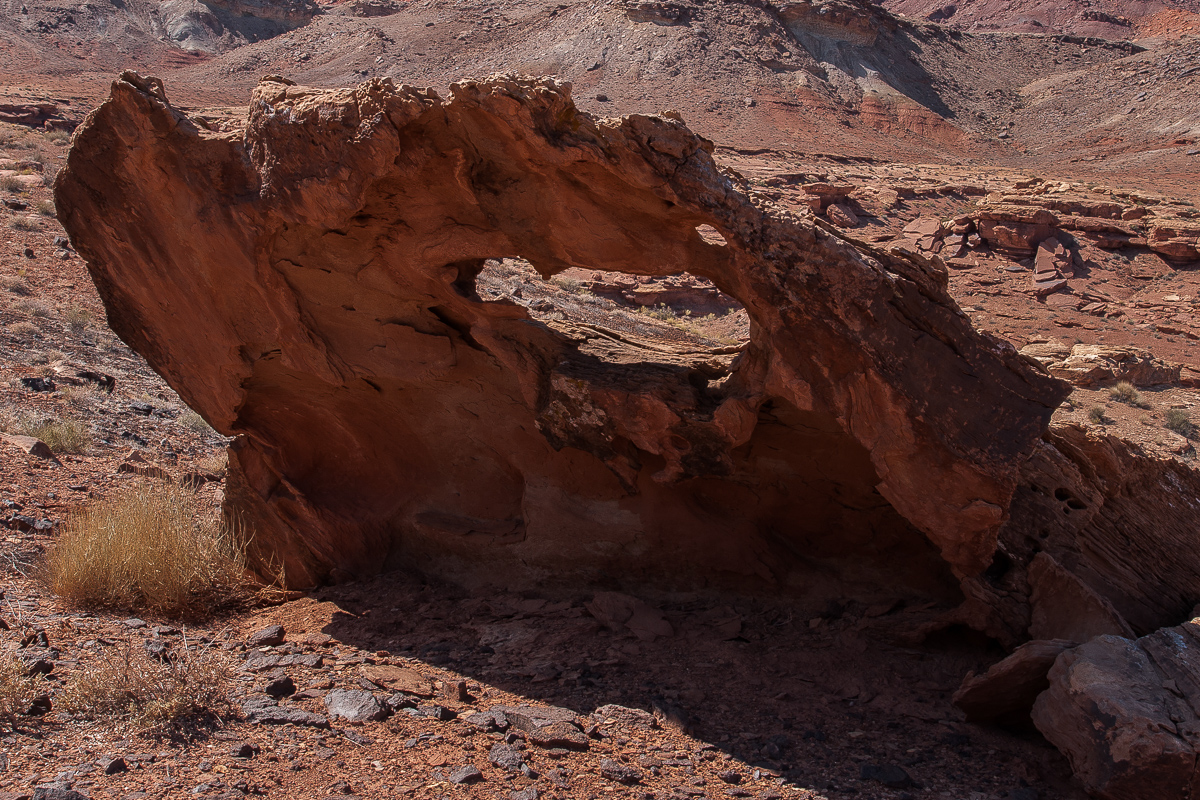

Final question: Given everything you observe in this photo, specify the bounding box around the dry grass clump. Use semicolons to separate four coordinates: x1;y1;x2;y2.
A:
62;382;103;408
1088;405;1107;424
15;298;50;317
7;320;40;339
0;654;46;728
197;449;229;476
178;410;215;434
36;200;55;217
4;413;91;454
0;176;21;193
8;217;39;232
47;482;249;617
0;275;32;295
56;640;231;732
64;305;93;332
1165;408;1196;438
1108;381;1144;406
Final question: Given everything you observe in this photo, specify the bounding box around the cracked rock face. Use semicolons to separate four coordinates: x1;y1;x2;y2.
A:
54;71;1066;594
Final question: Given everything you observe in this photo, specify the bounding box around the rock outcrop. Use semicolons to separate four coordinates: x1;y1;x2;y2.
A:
56;72;1069;595
51;72;1200;798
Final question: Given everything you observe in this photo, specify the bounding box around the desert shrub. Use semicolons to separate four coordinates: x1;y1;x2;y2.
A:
1108;381;1143;406
43;130;70;145
0;655;46;729
1165;408;1196;438
35;200;54;217
8;217;38;232
1088;405;1107;424
56;640;231;732
0;176;21;193
552;276;583;293
7;321;40;338
64;305;93;333
1;275;32;295
15;298;50;317
47;482;249;616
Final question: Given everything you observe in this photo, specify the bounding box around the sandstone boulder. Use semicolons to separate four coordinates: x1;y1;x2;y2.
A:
1032;624;1200;800
953;638;1076;724
55;73;1067;594
824;202;858;227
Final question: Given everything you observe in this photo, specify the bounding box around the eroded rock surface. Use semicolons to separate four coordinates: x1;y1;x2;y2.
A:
55;72;1068;596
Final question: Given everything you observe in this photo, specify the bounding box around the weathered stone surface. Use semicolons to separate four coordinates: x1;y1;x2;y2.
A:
585;592;673;640
974;203;1059;254
996;424;1200;641
1031;624;1200;800
1147;219;1200;262
241;695;329;727
247;624;285;647
1027;552;1134;642
324;689;388;722
952;638;1076;723
495;704;588;749
55;72;1068;598
824;202;859;228
0;434;59;461
360;664;433;696
600;758;642;784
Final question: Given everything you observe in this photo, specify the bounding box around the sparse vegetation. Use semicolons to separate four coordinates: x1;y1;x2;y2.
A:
1088;405;1107;424
197;449;229;475
8;217;38;231
8;414;92;454
62;383;103;408
179;410;215;434
1108;381;1144;406
15;298;50;317
43;129;70;145
0;176;21;193
47;482;249;616
552;276;586;294
1;275;32;295
35;200;55;217
56;640;231;732
64;305;93;333
1165;408;1196;438
7;321;40;338
0;654;46;729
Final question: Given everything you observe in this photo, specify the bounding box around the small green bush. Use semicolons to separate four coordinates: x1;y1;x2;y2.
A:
1088;406;1107;424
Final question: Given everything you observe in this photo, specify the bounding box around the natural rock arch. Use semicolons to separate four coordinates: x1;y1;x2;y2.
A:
54;72;1066;601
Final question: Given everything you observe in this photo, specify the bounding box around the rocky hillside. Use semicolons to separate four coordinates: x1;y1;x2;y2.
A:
883;0;1200;37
